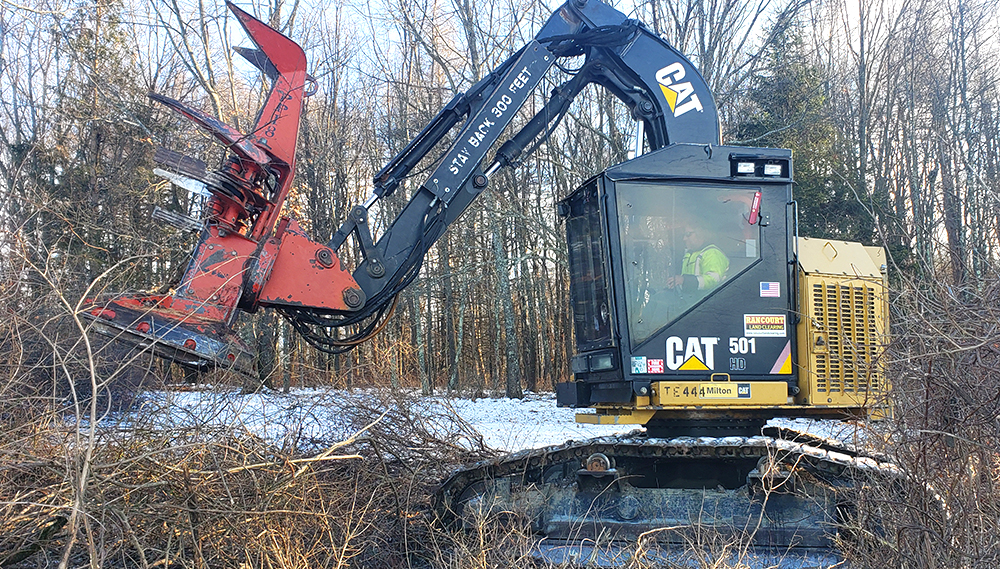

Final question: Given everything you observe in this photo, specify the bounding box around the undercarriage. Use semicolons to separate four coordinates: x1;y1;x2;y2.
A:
435;428;896;566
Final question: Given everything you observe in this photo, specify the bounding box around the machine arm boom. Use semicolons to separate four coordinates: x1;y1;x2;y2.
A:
310;0;721;347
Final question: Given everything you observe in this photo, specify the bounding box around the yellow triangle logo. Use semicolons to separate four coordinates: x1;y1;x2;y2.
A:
659;84;678;112
777;353;792;374
679;356;709;371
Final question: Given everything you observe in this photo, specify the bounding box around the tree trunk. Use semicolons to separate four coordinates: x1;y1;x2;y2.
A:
490;197;522;399
440;237;458;390
253;312;277;392
938;141;966;285
410;294;431;395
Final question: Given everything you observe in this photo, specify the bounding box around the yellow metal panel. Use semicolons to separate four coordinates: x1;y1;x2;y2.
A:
652;381;787;406
796;237;882;278
864;245;887;273
576;410;656;425
796;251;889;410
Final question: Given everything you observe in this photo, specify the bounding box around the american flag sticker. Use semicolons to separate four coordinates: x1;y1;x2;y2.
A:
760;282;780;297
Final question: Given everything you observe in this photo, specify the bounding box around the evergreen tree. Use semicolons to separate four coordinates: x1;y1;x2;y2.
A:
731;24;872;243
34;1;176;294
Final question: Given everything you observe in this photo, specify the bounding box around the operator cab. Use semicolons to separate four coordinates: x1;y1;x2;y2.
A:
556;144;795;411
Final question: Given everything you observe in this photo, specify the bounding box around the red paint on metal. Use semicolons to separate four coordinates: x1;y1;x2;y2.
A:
748;190;761;225
93;308;117;320
174;225;259;324
226;2;308;239
149;93;271;166
228;2;306;168
99;294;222;328
91;7;363;373
148;5;309;243
258;219;362;311
242;235;282;309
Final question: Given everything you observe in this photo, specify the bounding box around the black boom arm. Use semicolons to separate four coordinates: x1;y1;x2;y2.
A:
285;0;721;352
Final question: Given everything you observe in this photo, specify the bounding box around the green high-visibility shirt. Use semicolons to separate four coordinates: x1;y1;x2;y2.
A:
681;244;729;290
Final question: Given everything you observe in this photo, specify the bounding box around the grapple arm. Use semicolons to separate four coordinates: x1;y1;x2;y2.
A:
85;3;364;375
296;0;722;352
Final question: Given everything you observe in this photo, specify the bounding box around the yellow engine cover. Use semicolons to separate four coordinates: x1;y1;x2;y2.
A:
795;238;890;409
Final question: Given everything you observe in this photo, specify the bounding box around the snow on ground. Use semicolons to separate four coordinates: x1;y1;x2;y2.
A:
129;389;628;452
122;387;868;454
412;393;628;450
768;416;873;447
137;388;363;449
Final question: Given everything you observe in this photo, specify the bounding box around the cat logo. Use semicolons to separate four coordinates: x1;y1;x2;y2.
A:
666;336;719;370
655;63;704;117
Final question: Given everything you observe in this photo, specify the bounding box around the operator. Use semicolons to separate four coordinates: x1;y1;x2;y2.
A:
666;224;730;291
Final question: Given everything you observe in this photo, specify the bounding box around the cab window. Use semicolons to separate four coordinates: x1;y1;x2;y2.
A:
617;182;761;346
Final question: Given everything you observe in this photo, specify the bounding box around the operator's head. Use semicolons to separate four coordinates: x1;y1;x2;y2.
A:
682;224;706;249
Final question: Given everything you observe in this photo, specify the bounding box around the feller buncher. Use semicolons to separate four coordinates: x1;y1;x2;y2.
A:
85;0;892;564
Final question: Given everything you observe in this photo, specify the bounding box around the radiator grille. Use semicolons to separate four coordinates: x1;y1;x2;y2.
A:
806;278;886;404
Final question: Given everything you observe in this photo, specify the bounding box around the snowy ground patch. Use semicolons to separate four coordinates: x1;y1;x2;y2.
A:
124;388;628;452
412;392;628;450
120;388;868;454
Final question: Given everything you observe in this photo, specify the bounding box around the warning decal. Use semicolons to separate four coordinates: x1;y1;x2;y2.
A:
744;314;786;337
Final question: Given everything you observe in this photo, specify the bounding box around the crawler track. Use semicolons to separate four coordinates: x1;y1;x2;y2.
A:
434;430;898;563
